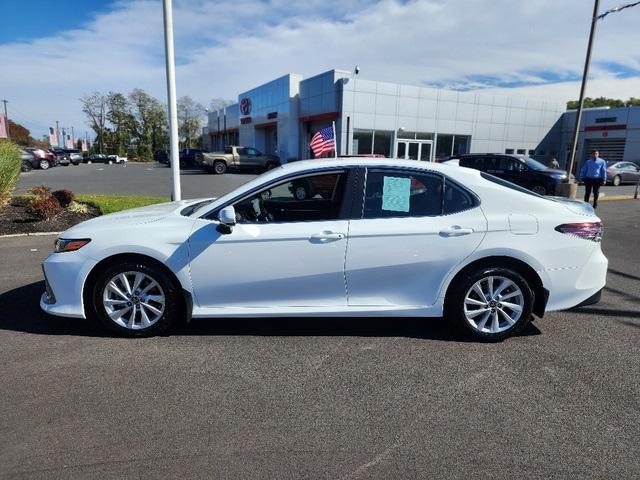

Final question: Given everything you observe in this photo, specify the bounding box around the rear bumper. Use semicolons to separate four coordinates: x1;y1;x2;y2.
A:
571;288;602;308
545;247;608;311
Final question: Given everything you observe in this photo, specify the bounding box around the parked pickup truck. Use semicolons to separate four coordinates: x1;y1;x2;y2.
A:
197;146;280;174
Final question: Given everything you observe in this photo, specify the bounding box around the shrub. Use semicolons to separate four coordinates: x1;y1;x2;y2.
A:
26;196;63;220
52;189;75;207
0;141;22;208
27;185;52;199
67;201;89;214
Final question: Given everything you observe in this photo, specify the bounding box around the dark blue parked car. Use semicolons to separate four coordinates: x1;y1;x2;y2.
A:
456;154;572;196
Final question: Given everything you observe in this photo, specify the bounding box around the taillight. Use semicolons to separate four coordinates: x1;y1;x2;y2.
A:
555;222;602;242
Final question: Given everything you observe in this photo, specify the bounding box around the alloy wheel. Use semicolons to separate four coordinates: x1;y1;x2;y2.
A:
39;159;50;170
102;271;165;330
294;186;308;200
613;175;621;186
531;185;547;195
463;275;524;334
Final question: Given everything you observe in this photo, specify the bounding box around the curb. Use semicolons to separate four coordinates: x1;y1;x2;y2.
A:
599;195;637;201
1;231;60;239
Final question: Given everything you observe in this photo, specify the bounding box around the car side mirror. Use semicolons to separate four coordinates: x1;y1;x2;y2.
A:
216;206;236;234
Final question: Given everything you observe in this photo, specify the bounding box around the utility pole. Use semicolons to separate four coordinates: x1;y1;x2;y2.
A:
565;0;600;196
71;126;75;147
162;0;181;201
2;100;10;139
55;121;61;148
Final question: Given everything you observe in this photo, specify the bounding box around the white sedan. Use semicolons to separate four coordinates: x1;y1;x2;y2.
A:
41;158;607;341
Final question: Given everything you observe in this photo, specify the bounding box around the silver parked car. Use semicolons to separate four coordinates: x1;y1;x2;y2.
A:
606;161;640;186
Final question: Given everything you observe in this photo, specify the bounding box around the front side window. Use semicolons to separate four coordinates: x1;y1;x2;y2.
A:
231;172;347;224
363;169;443;219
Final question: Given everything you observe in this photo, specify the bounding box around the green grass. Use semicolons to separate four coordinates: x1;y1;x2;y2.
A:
75;194;170;215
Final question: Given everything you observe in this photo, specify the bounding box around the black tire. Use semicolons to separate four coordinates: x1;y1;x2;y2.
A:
265;161;279;171
213;160;227;174
531;184;547;196
445;266;534;341
21;161;33;172
39;159;50;170
612;175;621;187
87;259;183;337
292;180;309;200
72;161;80;166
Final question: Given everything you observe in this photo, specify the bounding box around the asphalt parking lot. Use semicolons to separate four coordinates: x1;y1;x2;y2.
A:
17;163;258;199
17;162;640;200
1;201;639;479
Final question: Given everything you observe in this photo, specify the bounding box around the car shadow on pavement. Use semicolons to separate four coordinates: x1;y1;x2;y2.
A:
0;281;542;341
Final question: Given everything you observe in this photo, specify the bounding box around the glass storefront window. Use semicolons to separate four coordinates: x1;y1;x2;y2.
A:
373;130;393;157
353;129;373;154
453;135;470;156
397;130;434;140
436;134;453;159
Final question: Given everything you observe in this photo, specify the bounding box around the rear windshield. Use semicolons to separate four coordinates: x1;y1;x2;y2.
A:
480;172;542;198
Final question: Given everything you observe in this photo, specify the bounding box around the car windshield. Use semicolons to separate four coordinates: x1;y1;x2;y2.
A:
524;157;548;171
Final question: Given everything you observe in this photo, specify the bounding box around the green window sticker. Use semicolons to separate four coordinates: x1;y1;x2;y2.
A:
382;176;410;212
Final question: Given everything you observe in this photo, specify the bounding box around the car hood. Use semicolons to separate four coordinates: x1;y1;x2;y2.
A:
61;198;211;236
536;168;568;176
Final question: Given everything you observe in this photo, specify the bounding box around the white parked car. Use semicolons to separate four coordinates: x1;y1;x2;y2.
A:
40;158;607;340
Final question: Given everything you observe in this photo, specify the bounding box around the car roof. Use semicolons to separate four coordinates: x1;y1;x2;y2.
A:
278;157;483;178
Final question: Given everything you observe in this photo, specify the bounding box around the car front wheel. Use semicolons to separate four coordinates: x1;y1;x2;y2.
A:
88;260;182;337
39;159;50;170
445;267;533;341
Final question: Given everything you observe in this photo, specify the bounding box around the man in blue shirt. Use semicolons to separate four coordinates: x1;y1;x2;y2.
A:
579;150;607;208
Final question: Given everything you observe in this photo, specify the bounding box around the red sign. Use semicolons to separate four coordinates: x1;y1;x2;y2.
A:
240;98;252;116
602;131;608;137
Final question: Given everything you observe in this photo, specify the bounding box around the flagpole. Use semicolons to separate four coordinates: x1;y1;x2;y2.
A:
332;121;337;159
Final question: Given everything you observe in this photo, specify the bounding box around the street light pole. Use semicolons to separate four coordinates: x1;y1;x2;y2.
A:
566;0;600;192
162;0;181;201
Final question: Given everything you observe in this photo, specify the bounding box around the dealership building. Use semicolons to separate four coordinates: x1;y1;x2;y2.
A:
205;69;569;164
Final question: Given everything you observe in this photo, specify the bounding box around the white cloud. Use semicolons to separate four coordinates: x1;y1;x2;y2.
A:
1;0;639;137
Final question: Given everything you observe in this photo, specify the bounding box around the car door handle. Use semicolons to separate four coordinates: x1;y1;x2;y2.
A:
439;226;474;237
309;231;345;242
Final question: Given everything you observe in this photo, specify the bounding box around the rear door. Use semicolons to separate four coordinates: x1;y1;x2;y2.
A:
345;167;486;307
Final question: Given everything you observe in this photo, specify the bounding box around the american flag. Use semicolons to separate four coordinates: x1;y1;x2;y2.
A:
309;126;335;157
48;127;58;146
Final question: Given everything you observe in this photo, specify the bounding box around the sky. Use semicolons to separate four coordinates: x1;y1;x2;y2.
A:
1;0;640;138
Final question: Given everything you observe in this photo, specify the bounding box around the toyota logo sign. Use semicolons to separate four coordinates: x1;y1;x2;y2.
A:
240;98;252;116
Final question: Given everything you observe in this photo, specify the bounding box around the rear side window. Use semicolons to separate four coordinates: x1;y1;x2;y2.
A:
363;169;443;218
459;156;485;169
443;179;477;214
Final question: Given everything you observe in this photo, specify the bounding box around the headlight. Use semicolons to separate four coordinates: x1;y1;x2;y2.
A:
54;238;91;253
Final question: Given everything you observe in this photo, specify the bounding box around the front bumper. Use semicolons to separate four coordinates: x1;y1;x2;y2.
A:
40;251;97;319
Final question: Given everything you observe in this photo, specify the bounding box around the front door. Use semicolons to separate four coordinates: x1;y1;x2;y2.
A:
396;141;433;161
345;167;486;307
189;170;352;308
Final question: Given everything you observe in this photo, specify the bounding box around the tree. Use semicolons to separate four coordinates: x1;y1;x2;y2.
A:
106;92;135;156
566;97;638;110
177;96;204;149
129;88;168;160
80;92;108;153
4;120;47;148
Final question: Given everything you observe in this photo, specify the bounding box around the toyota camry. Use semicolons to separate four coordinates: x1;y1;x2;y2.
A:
41;158;607;341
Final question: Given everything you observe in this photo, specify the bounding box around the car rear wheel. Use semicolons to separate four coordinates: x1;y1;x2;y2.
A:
213;161;227;174
531;184;547;195
445;267;533;341
265;161;279;171
39;159;50;170
612;175;621;186
88;260;182;337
